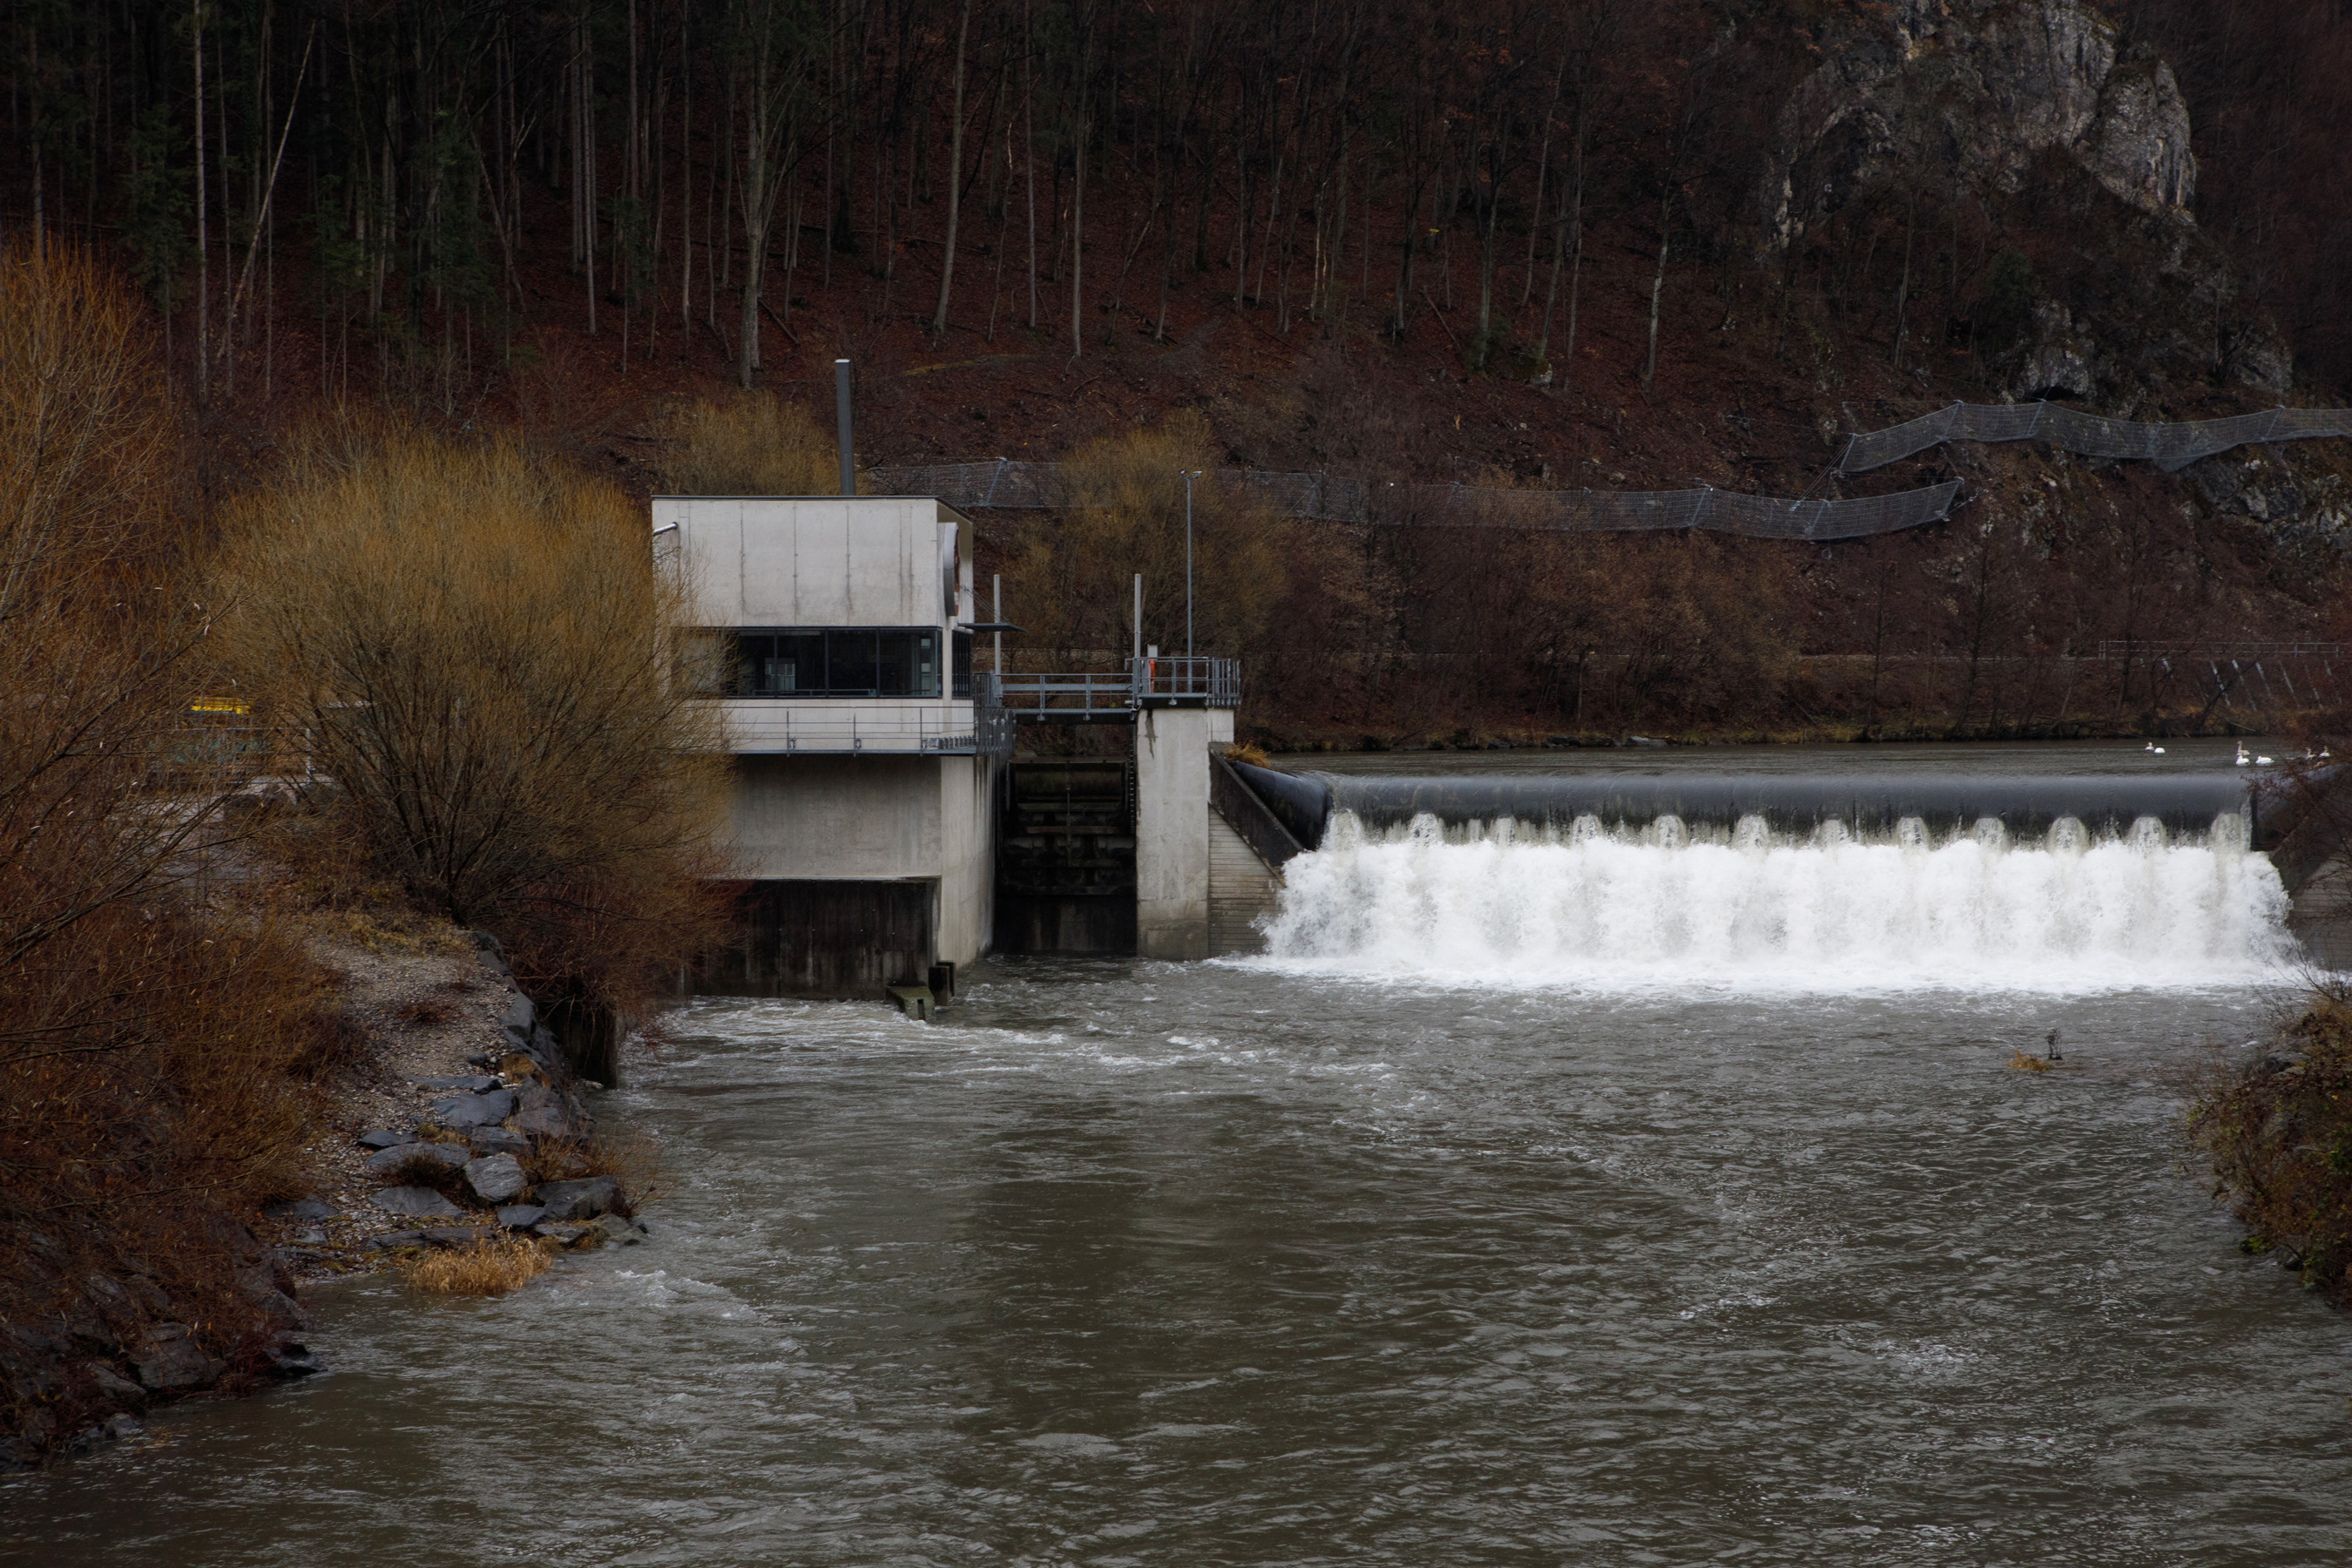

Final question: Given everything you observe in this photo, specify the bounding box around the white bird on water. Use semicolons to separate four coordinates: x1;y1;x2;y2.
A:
2145;741;2166;754
2236;744;2250;766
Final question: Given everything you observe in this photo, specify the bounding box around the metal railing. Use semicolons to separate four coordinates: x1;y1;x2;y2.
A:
992;668;1140;721
1132;655;1241;707
2094;641;2346;661
992;658;1242;721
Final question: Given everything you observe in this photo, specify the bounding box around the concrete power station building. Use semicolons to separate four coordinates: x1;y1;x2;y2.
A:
656;489;1296;1001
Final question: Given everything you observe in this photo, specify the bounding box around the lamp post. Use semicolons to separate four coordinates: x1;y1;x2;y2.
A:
1184;470;1196;658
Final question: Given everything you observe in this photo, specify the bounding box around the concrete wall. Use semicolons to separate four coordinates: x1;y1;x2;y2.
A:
933;753;1000;968
657;496;973;629
1208;811;1280;955
727;751;997;971
1133;706;1235;959
731;754;943;879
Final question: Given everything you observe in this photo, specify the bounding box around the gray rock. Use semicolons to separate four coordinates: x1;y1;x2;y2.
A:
288;1227;328;1247
63;1301;118;1355
414;1073;499;1092
356;1129;417;1150
494;1204;546;1230
364;1231;426;1250
497;990;536;1037
591;1214;645;1247
257;1289;304;1331
362;1141;468;1179
468;1125;530;1157
265;1198;340;1221
535;1176;618;1221
428;1088;515;1129
531;1221;593;1246
512;1084;576;1139
132;1325;223;1392
264;1344;319;1379
420;1226;500;1248
370;1186;464;1220
463;1153;529;1205
470;930;511;974
104;1412;145;1441
88;1363;145;1406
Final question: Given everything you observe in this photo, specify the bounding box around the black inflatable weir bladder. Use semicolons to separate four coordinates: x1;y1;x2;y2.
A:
1227;762;2257;849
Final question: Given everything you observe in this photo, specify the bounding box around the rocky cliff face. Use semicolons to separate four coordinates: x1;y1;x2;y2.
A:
1765;0;2194;240
1760;0;2288;402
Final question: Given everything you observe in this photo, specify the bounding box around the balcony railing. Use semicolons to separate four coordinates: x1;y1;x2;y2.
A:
718;698;1012;756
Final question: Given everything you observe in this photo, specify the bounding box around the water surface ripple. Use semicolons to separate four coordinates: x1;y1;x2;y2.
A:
8;967;2351;1566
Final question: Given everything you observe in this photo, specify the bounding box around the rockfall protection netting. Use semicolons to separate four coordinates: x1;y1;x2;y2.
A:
868;460;1964;542
1838;402;2352;475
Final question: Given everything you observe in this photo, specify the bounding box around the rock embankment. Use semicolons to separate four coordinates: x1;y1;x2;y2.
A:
3;927;649;1470
265;931;649;1268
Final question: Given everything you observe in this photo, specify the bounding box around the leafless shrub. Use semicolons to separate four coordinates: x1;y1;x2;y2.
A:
1002;409;1289;666
2186;998;2352;1303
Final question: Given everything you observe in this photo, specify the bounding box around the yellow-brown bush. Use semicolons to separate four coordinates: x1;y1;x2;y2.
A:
649;392;844;496
213;428;734;1036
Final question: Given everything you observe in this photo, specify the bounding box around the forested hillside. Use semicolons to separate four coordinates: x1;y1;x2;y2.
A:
6;0;2351;740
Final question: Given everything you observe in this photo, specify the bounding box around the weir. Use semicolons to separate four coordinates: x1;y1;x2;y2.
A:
1232;763;2259;848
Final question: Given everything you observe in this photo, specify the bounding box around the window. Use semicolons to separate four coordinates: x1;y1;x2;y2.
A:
690;629;944;698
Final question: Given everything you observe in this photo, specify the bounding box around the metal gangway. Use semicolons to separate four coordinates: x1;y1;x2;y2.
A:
992;657;1241;724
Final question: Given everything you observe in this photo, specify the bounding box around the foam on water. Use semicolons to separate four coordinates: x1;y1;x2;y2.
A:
1254;809;2296;993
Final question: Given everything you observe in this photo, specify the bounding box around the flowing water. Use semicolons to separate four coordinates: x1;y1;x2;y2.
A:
9;743;2352;1565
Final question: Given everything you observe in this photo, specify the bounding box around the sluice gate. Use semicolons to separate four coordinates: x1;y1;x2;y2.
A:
994;762;1138;954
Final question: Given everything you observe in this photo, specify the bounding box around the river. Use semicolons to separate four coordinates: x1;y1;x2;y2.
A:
6;740;2349;1565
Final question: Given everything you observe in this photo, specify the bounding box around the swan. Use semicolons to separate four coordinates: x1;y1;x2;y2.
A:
2256;754;2274;765
2145;741;2166;754
2235;744;2251;766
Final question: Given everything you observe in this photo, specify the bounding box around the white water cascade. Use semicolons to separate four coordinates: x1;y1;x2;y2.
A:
1255;811;2296;993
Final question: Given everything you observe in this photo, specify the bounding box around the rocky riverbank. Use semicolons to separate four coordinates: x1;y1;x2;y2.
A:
0;917;651;1470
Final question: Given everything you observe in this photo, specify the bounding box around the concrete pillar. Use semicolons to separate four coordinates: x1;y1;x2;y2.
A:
1134;706;1234;959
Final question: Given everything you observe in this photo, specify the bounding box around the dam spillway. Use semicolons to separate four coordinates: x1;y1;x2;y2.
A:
1232;762;2260;848
1231;761;2295;990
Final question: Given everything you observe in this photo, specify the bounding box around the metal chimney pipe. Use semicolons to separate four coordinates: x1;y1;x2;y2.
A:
834;358;855;497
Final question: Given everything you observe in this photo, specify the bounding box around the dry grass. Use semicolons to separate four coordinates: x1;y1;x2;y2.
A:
2006;1050;2053;1072
1224;742;1272;768
402;1237;551;1296
648;391;842;496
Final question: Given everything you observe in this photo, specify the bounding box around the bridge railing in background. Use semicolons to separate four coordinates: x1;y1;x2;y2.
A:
874;401;2352;544
1838;402;2352;475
